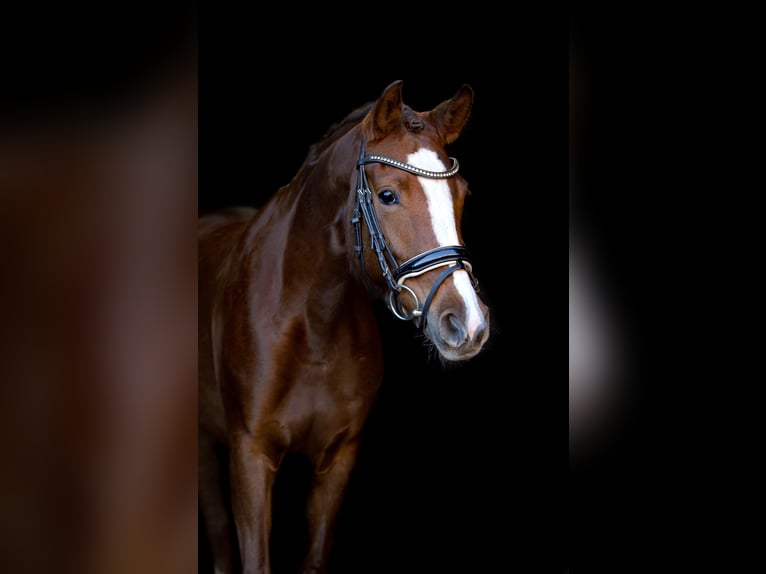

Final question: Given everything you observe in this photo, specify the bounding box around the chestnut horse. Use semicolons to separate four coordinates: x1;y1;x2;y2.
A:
199;80;490;574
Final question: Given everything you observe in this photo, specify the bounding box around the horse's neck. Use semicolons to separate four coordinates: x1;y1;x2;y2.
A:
245;133;362;317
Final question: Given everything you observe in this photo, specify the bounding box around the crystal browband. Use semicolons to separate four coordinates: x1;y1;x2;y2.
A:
357;154;459;179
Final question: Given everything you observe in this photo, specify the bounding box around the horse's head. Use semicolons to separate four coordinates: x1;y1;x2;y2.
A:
352;80;490;362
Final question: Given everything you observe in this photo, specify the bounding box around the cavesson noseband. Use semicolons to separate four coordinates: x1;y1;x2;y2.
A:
352;140;479;333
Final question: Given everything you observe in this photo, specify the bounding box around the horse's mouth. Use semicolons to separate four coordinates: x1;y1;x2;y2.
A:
426;311;490;363
434;342;486;363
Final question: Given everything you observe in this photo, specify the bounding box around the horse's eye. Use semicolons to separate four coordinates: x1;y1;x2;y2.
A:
377;189;399;205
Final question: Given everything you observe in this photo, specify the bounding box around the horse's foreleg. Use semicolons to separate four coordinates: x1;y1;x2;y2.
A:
230;434;277;574
302;441;359;574
199;432;235;574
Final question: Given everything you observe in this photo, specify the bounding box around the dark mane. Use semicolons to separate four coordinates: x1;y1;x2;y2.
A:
305;102;373;165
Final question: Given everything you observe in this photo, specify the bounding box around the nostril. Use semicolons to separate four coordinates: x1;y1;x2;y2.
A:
439;312;468;347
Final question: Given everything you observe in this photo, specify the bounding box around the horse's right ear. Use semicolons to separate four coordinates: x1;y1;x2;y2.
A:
363;80;404;141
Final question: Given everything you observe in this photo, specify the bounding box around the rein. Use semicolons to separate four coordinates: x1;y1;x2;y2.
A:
352;140;478;333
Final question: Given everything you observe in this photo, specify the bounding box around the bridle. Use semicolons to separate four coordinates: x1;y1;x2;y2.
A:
352;140;479;333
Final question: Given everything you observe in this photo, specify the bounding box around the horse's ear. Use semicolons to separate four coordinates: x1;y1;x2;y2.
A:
428;84;474;144
363;80;404;141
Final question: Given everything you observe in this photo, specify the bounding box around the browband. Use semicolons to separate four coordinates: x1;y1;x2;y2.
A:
357;154;460;179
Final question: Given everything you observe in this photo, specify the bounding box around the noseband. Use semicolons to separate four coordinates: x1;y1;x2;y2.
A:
352;141;479;333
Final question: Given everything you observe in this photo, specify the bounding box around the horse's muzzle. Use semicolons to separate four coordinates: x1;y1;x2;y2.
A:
424;281;490;362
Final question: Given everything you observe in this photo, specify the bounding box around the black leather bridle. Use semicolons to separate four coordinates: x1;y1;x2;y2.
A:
352;140;479;333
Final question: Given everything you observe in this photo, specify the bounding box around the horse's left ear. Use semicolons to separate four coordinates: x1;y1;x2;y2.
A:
428;84;474;144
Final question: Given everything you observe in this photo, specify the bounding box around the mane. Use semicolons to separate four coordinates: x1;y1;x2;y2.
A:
304;102;373;166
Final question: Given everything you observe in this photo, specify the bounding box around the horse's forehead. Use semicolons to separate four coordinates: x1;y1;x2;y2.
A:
374;107;443;153
377;132;446;159
406;147;446;171
402;106;431;133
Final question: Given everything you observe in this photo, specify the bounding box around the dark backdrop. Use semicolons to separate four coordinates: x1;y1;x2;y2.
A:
200;4;568;574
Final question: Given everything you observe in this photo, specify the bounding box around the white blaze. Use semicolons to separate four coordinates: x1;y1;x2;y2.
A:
407;148;484;338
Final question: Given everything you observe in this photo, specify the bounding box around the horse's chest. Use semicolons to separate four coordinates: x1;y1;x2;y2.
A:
289;359;372;417
279;358;378;446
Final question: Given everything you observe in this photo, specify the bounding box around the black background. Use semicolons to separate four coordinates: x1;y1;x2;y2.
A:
568;4;762;573
200;4;568;574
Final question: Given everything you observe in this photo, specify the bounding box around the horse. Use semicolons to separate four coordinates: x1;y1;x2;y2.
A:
198;79;491;574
